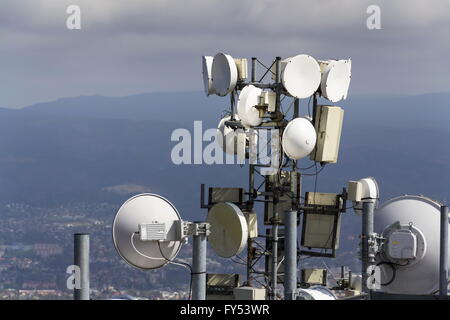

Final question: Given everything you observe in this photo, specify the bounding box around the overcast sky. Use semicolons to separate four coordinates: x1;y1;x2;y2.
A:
0;0;449;108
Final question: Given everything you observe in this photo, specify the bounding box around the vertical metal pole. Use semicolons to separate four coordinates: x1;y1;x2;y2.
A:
268;56;282;300
361;201;374;294
192;223;207;300
440;206;448;298
293;98;299;118
74;233;89;300
284;211;297;300
247;164;256;286
251;57;256;83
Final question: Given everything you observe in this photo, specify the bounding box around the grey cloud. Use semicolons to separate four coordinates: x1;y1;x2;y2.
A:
0;0;449;107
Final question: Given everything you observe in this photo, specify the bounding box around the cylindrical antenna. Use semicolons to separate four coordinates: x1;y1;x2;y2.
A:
74;233;90;300
192;223;207;300
284;210;297;300
440;205;449;298
361;201;375;294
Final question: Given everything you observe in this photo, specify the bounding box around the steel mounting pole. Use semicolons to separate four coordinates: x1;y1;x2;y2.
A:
361;201;375;295
192;222;208;300
74;233;90;300
284;210;297;300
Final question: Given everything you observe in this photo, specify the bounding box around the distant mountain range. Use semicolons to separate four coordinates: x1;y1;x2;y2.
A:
0;91;449;259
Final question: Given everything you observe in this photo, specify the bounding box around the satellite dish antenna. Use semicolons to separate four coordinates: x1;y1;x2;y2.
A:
281;54;322;99
112;193;183;270
217;115;247;155
212;53;238;96
296;286;337;300
319;59;352;102
237;85;263;128
282;117;317;160
374;195;449;295
352;177;379;214
202;56;215;96
207;202;248;258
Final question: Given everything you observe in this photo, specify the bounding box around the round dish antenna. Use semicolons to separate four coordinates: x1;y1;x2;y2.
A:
282;117;317;160
207;202;248;258
202;56;215;96
112;193;183;270
212;53;238;96
296;286;337;300
217;115;246;155
281;54;322;99
237;85;263;127
319;59;352;102
374;195;449;295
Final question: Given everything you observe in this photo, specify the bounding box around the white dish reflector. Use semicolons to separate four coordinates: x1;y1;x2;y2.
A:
112;193;182;270
212;53;238;96
237;85;263;128
216;115;247;155
282;117;317;160
319;59;352;102
281;54;322;99
374;195;449;295
207;202;248;258
202;56;215;96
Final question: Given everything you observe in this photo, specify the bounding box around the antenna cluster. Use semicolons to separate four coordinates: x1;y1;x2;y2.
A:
110;52;450;300
200;52;352;299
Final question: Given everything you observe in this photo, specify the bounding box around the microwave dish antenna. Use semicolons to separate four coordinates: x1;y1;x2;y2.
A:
281;54;322;99
237;85;263;128
282;117;317;160
319;59;352;102
202;56;216;96
374;195;449;295
212;53;238;96
112;193;183;270
207;202;248;258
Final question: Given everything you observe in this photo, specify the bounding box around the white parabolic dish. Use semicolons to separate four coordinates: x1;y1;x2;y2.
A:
112;193;182;270
202;56;215;96
282;54;322;99
212;53;238;96
374;195;450;295
207;202;248;258
320;59;352;102
216;115;246;155
282;117;317;160
237;85;263;127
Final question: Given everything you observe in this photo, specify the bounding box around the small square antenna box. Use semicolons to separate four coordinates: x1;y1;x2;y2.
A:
234;58;248;80
305;192;339;207
301;213;341;250
209;187;245;205
301;268;327;286
139;223;166;241
347;181;362;202
233;287;266;300
310;105;344;163
245;211;258;238
259;91;276;112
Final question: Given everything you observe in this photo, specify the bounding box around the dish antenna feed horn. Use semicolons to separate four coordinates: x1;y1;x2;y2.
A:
112;193;210;300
